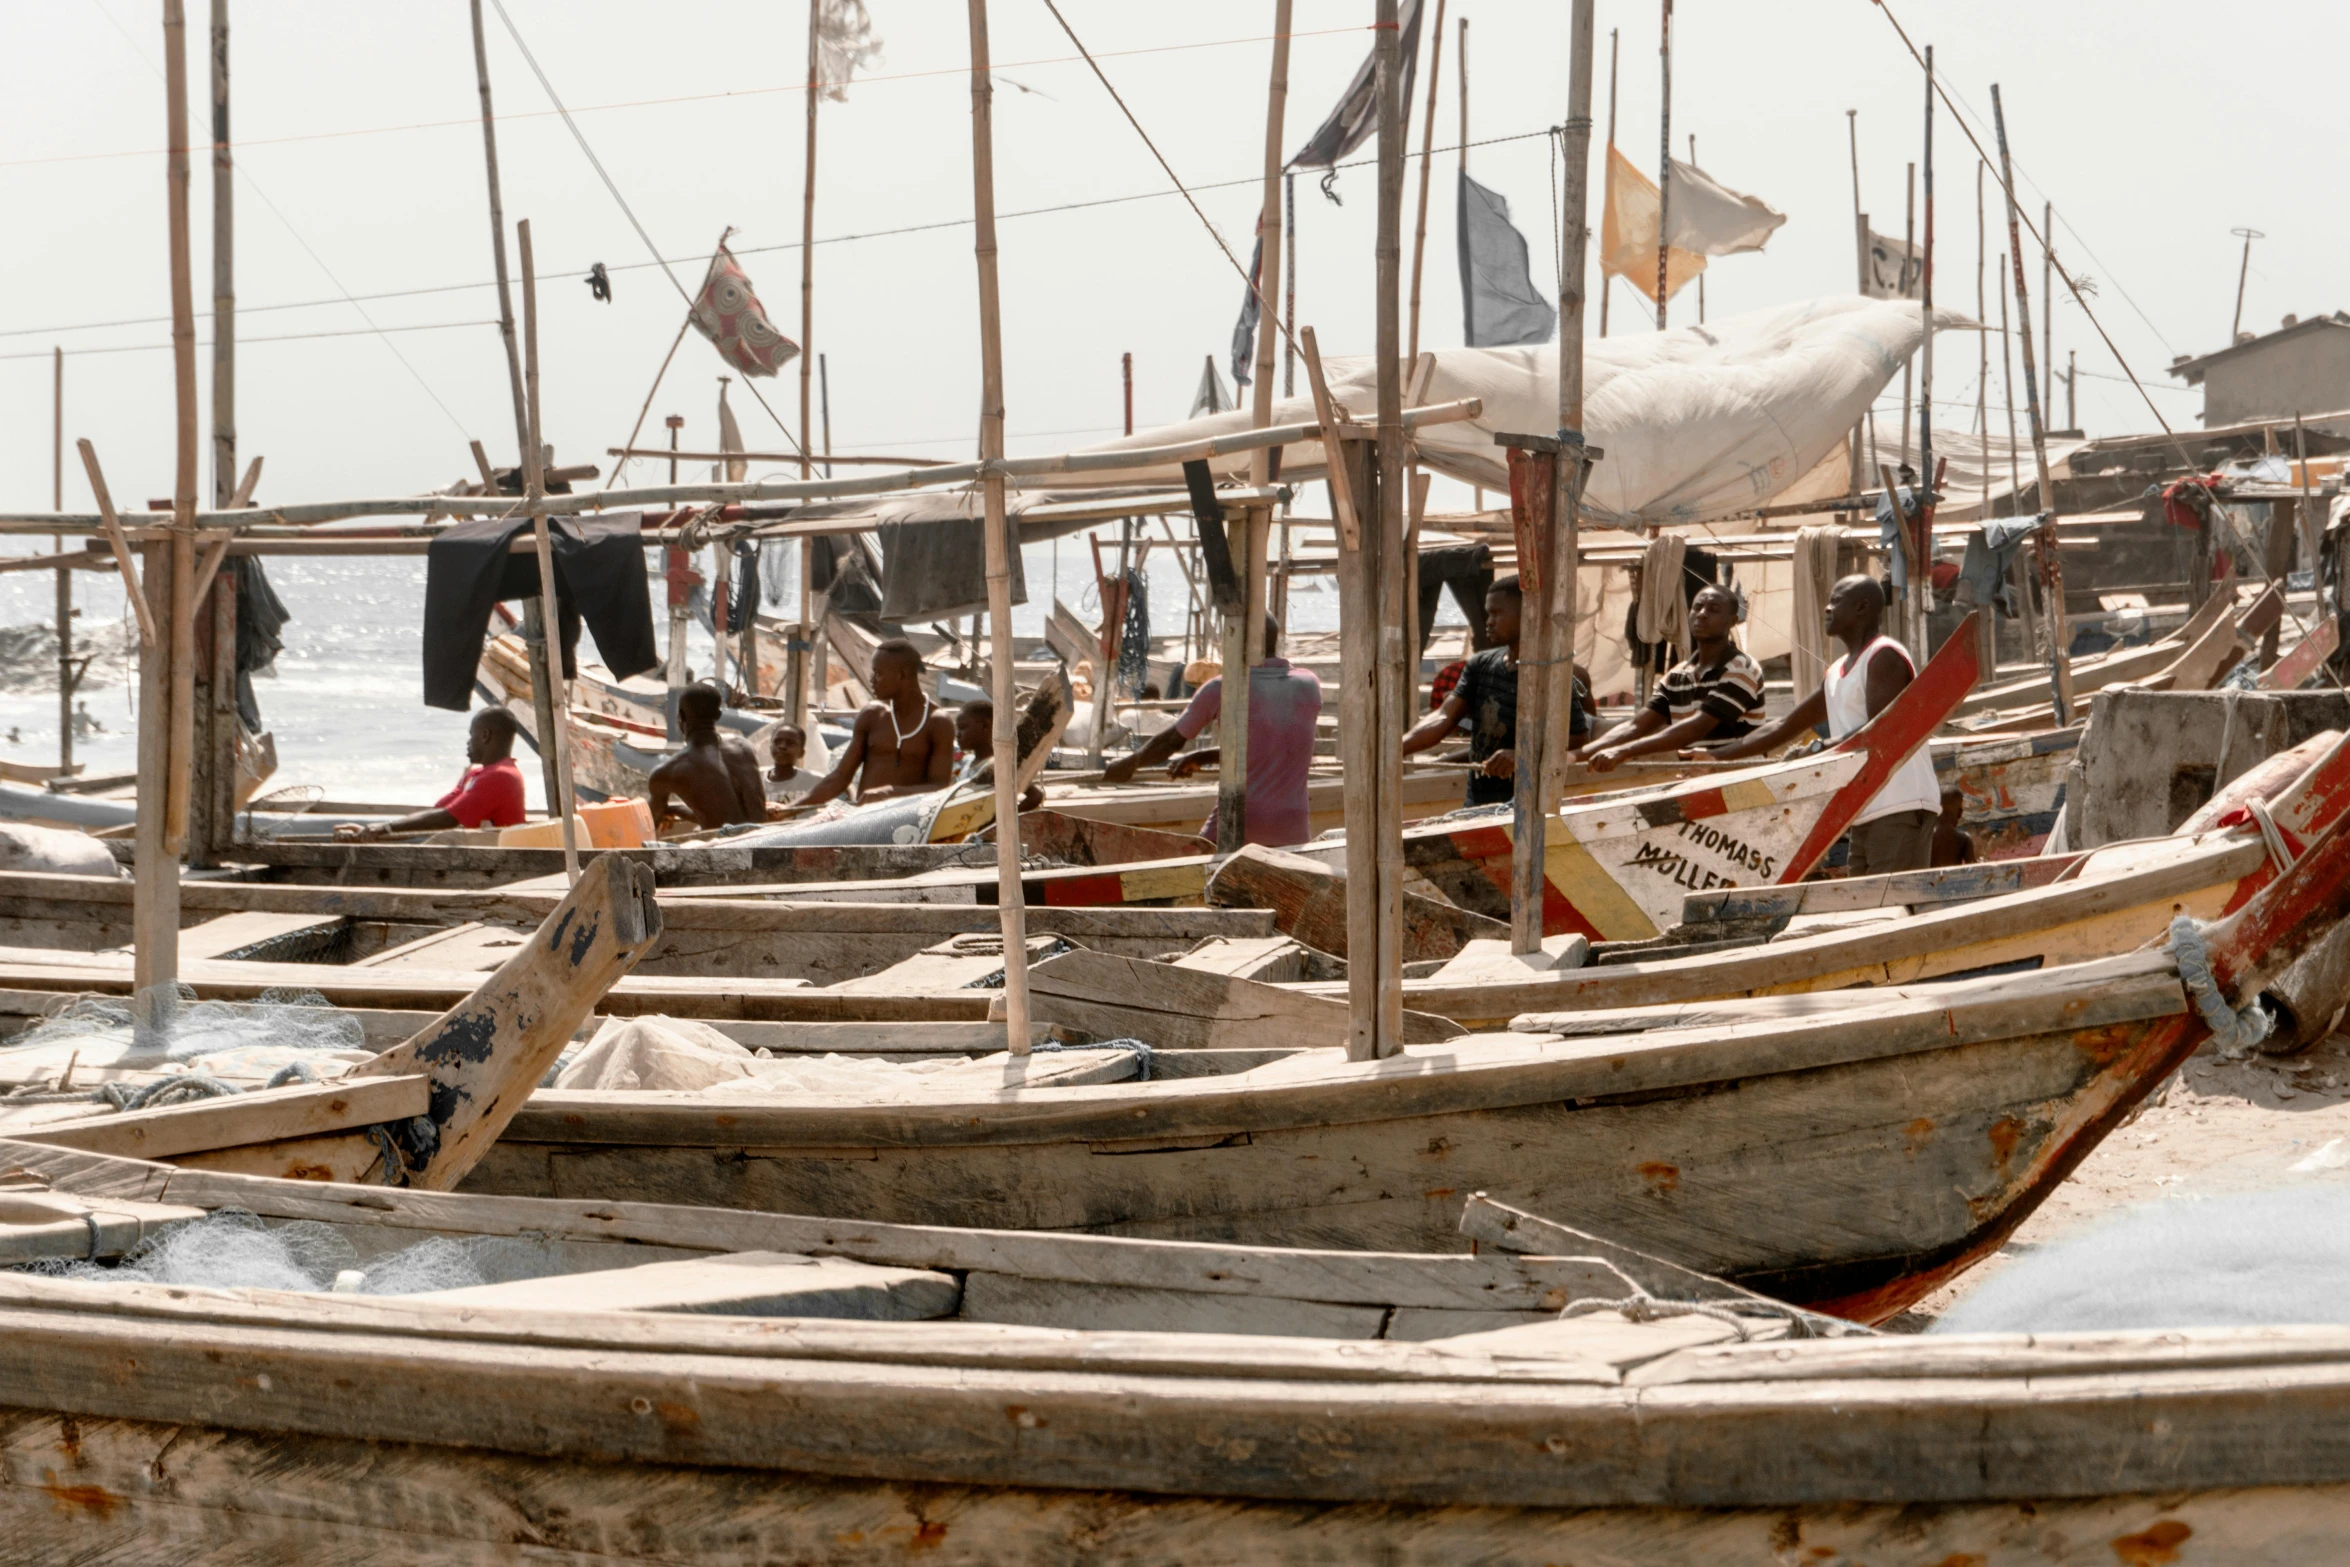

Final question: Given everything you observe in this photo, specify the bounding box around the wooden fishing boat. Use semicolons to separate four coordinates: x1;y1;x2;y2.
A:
1272;612;1982;941
441;796;2350;1324
10;1148;2350;1562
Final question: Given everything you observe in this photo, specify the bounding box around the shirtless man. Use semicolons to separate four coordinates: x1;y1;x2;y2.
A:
647;681;767;831
799;637;956;806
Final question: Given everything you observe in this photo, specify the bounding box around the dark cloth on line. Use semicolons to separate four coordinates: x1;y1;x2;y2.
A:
1456;646;1592;808
232;556;289;732
1414;542;1494;654
878;516;1028;623
1647;646;1765;740
1846;807;1936;876
421;510;659;712
726;542;761;633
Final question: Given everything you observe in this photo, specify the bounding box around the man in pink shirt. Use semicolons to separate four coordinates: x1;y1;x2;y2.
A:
1103;616;1323;847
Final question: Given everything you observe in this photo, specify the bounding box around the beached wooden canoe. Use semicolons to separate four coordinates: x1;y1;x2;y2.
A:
2;1148;2347;1562
457;799;2350;1323
1278;613;1981;941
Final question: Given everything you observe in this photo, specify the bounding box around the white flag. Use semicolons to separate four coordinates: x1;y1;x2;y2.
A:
815;0;883;101
1665;157;1787;256
1862;228;1921;300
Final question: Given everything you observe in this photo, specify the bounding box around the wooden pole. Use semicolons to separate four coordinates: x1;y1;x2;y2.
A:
1544;0;1596;850
1405;0;1447;363
1899;161;1914;472
1689;133;1703;323
1975;158;1995;677
53;350;70;779
1847;109;1865;502
136;0;199;1019
662;415;688;715
469;0;561;815
1373;0;1408;1051
789;0;820;730
1282;172;1297;397
1653;0;1671;330
517;221;581;885
2041;199;2053;412
191;0;234;869
966;0;1033;1052
1912;45;1933;662
1991;85;2071;725
1599;27;1617;337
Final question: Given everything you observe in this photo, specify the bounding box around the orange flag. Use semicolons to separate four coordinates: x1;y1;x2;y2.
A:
1600;145;1707;306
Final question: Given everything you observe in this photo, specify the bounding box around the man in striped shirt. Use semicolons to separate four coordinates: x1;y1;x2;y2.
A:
1582;584;1766;772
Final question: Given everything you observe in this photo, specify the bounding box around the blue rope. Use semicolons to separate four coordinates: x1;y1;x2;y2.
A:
97;1073;241;1111
2168;914;2271;1059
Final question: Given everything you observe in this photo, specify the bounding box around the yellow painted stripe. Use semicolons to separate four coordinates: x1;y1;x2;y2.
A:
1721;775;1780;813
1120;864;1210;902
1543;833;1659;941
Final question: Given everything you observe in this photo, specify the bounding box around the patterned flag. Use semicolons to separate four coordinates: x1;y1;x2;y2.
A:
691;246;798;378
815;0;883;100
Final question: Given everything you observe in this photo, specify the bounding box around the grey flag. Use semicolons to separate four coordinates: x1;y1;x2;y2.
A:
1288;0;1425;180
1458;173;1556;348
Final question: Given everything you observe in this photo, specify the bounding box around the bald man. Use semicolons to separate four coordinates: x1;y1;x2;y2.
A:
1704;573;1941;875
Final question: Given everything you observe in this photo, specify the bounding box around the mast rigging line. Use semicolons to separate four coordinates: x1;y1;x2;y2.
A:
4;128;1560;346
1037;0;1301;371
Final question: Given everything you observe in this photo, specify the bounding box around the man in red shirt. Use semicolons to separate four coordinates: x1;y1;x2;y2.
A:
338;707;528;839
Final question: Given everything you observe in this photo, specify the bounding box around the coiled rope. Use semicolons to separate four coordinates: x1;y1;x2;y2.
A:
2167;914;2271;1060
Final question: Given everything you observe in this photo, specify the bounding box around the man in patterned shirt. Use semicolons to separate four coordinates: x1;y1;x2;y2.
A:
1582;584;1765;772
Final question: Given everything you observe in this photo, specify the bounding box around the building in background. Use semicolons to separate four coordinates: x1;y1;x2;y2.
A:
2170;311;2350;432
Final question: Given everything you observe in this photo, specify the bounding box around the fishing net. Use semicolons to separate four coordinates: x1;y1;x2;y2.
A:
0;985;372;1101
21;1209;567;1296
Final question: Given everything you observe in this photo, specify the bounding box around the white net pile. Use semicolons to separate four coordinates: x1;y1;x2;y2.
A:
23;1210;566;1297
0;985;373;1101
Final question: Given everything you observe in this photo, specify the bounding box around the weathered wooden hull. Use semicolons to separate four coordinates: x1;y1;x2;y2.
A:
10;1406;2349;1566
467;951;2198;1321
1936;726;2078;859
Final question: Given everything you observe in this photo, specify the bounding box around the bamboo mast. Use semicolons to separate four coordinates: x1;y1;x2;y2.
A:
137;0;201;1016
1220;0;1292;854
468;0;561;819
1653;0;1671;329
1912;44;1933;661
1599;27;1617;337
1846;109;1865;499
1371;0;1409;1053
1689;133;1703;322
192;0;234;869
1992;86;2071;724
1900;162;1914;470
517;221;581;884
1404;0;1447;362
53;350;70;778
2041;200;2053;412
1282;172;1297;399
1543;0;1597;861
1975;159;1994;675
790;0;820;729
965;0;1033;1051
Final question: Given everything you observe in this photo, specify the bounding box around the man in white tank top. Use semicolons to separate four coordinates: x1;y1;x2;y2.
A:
1700;575;1943;875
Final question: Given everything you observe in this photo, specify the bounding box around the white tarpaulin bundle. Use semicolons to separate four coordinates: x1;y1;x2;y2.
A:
1066;295;1941;529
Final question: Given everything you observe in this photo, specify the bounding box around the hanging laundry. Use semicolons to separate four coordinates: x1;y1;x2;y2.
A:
1875;481;1919;592
1414;542;1495;654
877;517;1028;623
1634;534;1691;665
1955;517;2038;620
1458;174;1557;348
421;511;659;711
1787;525;1841;703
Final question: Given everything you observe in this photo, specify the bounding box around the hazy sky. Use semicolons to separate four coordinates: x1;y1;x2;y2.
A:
2;0;2338;520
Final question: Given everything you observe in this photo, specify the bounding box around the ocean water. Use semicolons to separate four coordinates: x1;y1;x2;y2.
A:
0;532;1375;808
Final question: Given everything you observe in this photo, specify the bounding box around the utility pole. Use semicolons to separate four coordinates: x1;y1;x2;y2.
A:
2230;227;2263;343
